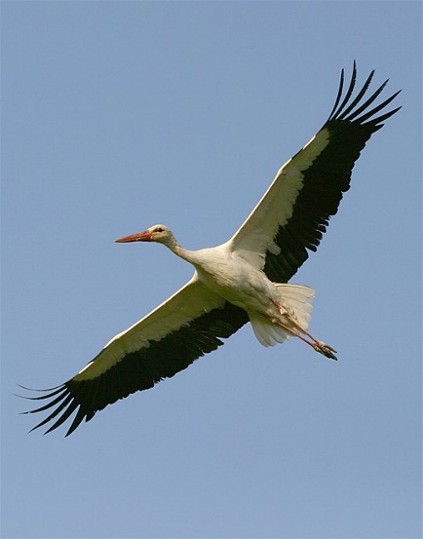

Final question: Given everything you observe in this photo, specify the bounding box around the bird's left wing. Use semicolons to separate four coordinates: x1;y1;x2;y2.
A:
23;275;248;436
229;63;401;282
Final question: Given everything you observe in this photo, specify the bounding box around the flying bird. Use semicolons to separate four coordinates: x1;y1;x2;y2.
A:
23;63;400;435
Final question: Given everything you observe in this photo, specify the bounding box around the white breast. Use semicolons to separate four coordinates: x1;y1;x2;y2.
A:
193;246;277;314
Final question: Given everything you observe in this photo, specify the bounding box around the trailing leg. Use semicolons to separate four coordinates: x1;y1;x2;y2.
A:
271;317;337;360
269;291;337;360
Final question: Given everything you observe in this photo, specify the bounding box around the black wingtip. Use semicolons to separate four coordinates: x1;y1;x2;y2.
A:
19;383;78;436
326;63;401;127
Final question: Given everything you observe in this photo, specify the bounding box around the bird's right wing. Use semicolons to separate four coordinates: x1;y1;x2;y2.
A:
23;275;248;436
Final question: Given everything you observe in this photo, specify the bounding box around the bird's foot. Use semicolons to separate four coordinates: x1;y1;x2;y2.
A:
313;341;337;360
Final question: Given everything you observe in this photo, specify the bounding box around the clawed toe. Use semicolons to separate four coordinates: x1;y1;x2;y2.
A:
313;341;337;360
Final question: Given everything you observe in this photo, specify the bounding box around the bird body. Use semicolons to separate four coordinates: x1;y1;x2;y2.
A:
117;225;316;349
191;245;277;313
23;63;401;435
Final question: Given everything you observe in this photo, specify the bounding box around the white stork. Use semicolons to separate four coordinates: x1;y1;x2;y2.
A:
23;63;400;435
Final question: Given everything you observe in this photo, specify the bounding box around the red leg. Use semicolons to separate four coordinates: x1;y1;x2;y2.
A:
270;298;337;360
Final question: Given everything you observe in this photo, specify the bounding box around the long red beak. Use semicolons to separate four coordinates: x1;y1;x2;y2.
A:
115;230;152;243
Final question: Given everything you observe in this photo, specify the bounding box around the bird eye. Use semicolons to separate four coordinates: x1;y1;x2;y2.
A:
155;227;164;233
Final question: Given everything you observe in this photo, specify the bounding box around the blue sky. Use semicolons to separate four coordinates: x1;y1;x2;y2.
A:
2;2;421;538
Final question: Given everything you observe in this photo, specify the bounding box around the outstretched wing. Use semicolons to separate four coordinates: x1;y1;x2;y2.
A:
23;276;248;436
230;62;401;281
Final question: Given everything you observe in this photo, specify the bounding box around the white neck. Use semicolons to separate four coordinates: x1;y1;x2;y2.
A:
162;234;200;266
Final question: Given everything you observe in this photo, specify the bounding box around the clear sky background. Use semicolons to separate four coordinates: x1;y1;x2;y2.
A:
2;2;421;538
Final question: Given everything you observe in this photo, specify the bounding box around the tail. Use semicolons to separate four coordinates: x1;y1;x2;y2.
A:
250;284;315;347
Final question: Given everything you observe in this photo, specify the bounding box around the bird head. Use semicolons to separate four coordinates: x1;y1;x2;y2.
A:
115;224;174;246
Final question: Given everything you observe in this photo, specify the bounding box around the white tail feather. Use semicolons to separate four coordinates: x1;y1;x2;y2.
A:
250;284;315;347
